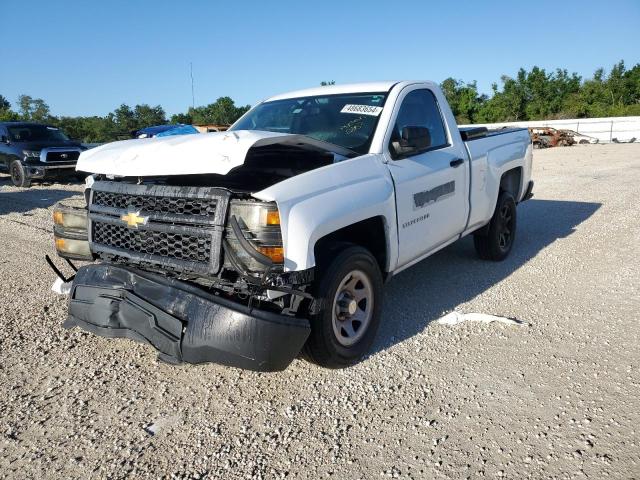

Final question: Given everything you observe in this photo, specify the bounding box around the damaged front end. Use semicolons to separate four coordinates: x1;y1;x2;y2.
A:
51;177;315;371
65;264;310;371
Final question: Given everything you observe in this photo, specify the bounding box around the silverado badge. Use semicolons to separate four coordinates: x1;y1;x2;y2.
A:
121;210;148;229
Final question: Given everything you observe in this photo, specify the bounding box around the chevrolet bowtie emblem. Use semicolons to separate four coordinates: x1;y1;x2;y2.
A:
121;210;148;229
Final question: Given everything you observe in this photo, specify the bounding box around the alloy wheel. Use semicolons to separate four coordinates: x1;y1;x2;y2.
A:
498;204;514;250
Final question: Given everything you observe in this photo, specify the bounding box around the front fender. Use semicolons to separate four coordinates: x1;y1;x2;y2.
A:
254;154;397;272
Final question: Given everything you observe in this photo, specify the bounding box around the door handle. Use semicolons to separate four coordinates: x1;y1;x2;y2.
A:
450;158;464;168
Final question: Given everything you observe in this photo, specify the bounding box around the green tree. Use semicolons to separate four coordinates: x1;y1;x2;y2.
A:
0;94;18;121
17;94;51;121
133;104;166;128
560;61;640;118
170;112;193;124
53;115;117;143
0;94;10;111
477;70;528;122
440;78;486;124
189;97;250;125
112;104;137;133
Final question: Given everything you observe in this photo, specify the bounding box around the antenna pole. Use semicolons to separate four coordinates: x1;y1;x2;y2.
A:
190;62;195;109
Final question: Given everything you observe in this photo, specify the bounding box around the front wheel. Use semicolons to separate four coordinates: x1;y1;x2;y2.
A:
474;191;517;261
304;245;383;368
10;161;31;188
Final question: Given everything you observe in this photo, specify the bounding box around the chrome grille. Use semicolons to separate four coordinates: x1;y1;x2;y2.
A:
93;222;211;262
89;181;229;276
93;191;217;216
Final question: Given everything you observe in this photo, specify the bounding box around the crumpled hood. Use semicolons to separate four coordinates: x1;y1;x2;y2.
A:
76;130;290;176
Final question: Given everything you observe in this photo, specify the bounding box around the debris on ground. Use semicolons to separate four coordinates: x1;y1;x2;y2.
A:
529;127;577;148
437;311;526;326
51;277;72;295
144;415;181;436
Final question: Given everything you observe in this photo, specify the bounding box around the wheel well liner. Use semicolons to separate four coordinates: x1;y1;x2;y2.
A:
313;216;388;273
500;167;522;199
475;167;523;238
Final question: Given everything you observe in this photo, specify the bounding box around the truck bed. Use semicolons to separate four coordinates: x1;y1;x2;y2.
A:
461;127;533;233
459;126;528;142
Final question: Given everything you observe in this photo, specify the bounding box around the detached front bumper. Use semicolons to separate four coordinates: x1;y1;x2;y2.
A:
65;264;311;371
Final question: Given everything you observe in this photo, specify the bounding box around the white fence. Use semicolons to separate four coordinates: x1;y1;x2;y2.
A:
461;116;640;144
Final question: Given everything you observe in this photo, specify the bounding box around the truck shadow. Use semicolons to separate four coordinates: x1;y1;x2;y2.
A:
0;186;81;215
370;199;601;356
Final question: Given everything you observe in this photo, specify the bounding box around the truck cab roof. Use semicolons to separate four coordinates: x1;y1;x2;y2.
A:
264;81;438;102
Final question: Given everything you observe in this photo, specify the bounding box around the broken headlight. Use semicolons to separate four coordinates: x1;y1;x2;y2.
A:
53;202;93;261
226;200;284;271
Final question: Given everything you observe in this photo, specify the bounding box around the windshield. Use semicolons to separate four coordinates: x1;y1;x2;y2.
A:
231;92;387;154
7;125;70;142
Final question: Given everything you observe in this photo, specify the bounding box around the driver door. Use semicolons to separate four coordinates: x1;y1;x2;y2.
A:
385;88;469;267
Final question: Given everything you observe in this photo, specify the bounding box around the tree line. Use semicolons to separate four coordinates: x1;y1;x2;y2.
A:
0;95;250;143
1;61;638;142
441;60;640;124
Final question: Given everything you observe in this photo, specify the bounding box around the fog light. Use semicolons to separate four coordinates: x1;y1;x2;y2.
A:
257;246;284;263
55;237;92;258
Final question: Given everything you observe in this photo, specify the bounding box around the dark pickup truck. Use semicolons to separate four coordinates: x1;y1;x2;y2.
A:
0;122;85;187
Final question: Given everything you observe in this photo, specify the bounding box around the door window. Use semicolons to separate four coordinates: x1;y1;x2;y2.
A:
390;89;448;158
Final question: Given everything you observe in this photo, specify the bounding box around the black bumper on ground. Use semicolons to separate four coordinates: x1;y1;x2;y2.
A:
65;264;311;371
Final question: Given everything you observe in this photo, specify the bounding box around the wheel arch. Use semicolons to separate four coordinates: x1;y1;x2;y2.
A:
474;166;522;237
313;216;390;276
499;166;523;199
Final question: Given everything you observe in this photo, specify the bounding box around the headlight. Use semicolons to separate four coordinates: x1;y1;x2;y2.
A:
53;208;88;230
22;150;41;158
227;200;283;270
52;202;92;260
229;201;281;230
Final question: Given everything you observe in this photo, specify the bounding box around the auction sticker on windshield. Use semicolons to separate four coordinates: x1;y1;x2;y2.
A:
340;104;383;116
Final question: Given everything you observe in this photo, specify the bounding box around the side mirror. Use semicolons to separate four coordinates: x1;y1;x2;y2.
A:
392;126;431;158
0;135;9;144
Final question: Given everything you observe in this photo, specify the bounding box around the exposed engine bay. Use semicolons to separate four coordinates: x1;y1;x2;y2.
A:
130;141;348;193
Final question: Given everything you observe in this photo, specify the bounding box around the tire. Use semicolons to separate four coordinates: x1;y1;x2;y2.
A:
474;191;517;261
10;161;31;188
304;245;383;368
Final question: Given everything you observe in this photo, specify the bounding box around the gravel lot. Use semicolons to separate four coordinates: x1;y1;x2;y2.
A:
0;144;639;479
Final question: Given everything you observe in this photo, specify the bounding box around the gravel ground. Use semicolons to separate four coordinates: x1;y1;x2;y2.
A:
0;144;639;479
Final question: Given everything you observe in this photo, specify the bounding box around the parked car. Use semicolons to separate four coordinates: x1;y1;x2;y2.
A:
0;122;86;187
51;81;533;371
132;124;199;139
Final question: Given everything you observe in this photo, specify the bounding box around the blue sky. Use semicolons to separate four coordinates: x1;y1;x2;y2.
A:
1;0;638;117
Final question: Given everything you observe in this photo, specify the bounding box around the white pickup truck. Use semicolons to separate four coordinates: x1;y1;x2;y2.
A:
51;81;533;371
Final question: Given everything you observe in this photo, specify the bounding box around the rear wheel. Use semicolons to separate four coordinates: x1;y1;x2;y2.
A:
474;191;516;261
10;161;31;188
304;245;383;368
